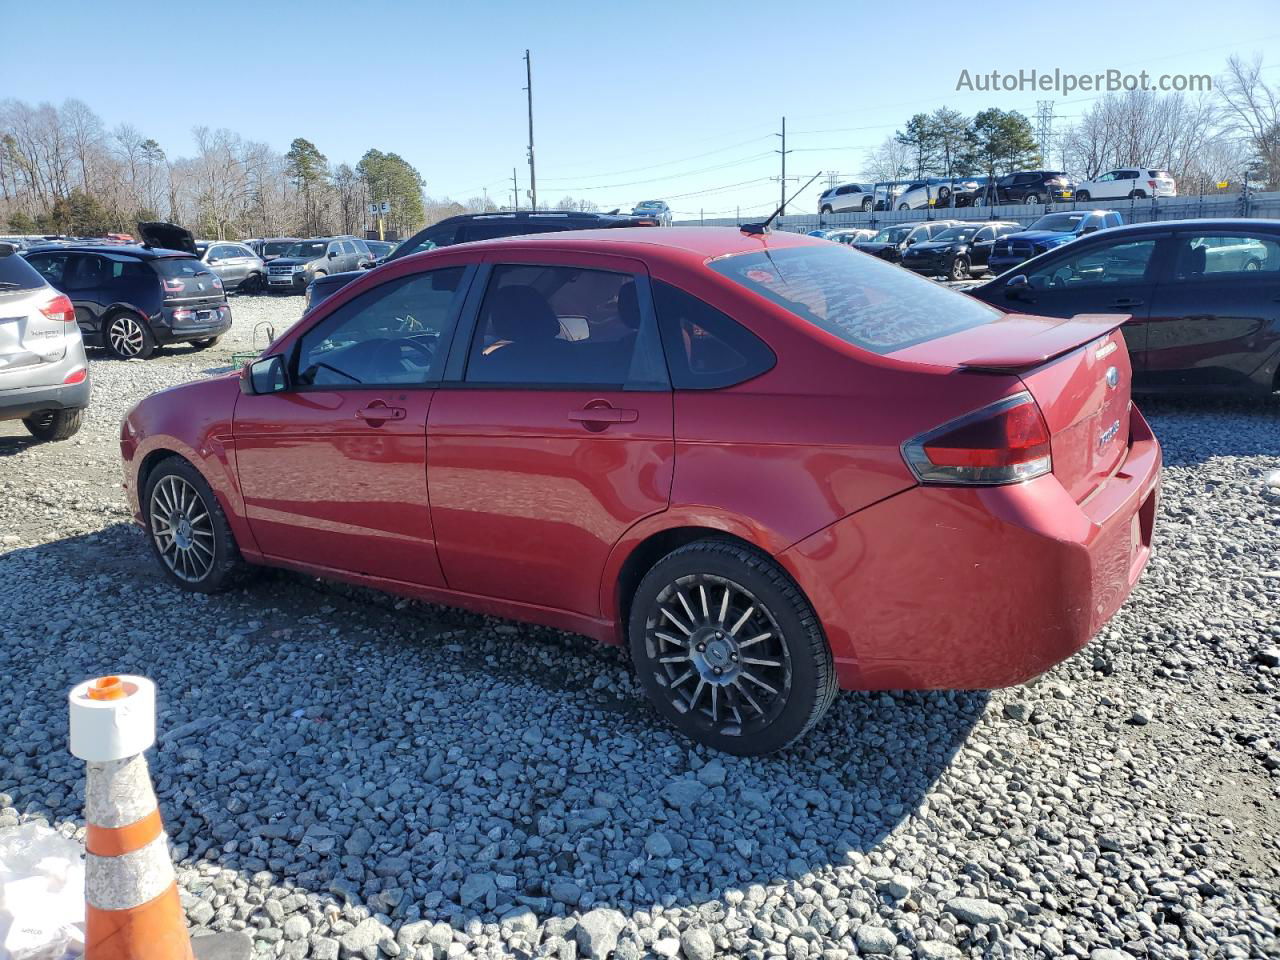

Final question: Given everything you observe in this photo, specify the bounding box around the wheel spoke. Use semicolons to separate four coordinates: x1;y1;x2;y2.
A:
699;585;709;618
655;631;688;648
688;678;706;711
676;591;696;624
741;657;782;668
729;605;754;636
718;587;730;624
668;668;695;688
658;654;689;665
732;678;764;716
741;671;779;697
660;607;693;636
738;631;772;649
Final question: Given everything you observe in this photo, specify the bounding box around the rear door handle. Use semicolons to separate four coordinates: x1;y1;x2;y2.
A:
356;401;406;423
1110;298;1144;307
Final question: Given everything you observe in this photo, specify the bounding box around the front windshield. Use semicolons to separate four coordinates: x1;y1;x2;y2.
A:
284;241;327;258
1028;213;1085;232
264;241;294;256
870;227;913;244
932;227;979;243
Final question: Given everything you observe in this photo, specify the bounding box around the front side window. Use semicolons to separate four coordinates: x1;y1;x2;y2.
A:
295;267;465;388
709;244;1002;356
25;252;71;286
1171;234;1279;279
464;264;662;387
1026;239;1158;289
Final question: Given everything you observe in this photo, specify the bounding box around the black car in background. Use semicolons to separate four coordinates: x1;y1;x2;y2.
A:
976;171;1075;206
901;221;1022;280
852;220;961;263
303;210;657;311
968;218;1280;397
363;239;397;260
23;244;231;359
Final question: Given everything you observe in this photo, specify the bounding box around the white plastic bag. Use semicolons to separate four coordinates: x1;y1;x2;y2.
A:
0;822;85;960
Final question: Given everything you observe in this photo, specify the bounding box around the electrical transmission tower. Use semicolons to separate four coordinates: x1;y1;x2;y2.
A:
1035;100;1055;164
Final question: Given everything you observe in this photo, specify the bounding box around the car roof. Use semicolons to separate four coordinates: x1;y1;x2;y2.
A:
1057;217;1280;235
418;225;823;265
24;243;193;259
433;211;651;228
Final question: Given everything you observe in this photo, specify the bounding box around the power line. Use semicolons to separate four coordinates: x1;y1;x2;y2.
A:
541;152;774;192
537;134;774;183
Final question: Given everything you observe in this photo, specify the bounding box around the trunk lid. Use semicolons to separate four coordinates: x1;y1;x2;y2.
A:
137;221;197;255
893;312;1132;502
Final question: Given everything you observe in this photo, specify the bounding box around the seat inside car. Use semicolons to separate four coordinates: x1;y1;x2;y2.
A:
477;285;569;377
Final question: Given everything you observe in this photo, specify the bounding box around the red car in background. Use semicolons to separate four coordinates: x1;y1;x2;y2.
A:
120;228;1161;754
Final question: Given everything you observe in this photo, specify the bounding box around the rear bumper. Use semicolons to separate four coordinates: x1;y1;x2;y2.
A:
152;304;232;345
780;405;1161;691
0;375;92;419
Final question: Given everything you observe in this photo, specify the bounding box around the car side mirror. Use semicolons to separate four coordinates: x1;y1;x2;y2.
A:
241;355;287;395
906;238;917;246
360;261;375;270
1005;274;1030;299
328;251;338;259
1081;225;1097;234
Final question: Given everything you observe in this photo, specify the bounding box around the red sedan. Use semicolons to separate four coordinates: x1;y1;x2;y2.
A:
121;228;1161;754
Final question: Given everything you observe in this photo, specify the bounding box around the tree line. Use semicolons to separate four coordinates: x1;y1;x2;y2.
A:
0;99;478;240
861;54;1279;192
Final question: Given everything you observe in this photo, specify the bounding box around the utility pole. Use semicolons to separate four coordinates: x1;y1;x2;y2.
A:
773;117;795;218
825;170;840;190
511;167;519;211
1035;100;1055;166
524;50;537;211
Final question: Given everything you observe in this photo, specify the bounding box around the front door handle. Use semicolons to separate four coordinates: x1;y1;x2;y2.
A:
355;401;406;423
568;402;638;429
1110;298;1144;308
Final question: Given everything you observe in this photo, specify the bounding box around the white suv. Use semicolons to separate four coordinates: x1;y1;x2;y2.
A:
818;183;874;214
1074;168;1176;202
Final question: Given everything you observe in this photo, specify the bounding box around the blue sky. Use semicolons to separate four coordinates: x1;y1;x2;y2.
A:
5;1;1275;219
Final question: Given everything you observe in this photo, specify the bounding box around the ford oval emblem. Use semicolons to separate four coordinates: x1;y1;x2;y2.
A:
1105;366;1119;389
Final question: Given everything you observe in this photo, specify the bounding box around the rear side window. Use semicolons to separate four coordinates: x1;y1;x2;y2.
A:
9;251;56;290
652;280;775;389
708;244;1001;356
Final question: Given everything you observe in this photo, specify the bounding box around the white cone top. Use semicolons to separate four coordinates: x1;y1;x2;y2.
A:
68;675;157;762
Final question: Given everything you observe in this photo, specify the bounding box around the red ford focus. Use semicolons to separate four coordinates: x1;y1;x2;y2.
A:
121;228;1160;754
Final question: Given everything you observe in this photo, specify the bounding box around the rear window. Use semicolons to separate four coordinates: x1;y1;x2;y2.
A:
151;257;212;278
0;249;48;292
707;244;1000;355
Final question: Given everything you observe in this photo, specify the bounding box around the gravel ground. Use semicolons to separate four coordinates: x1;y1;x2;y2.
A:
1;293;1278;960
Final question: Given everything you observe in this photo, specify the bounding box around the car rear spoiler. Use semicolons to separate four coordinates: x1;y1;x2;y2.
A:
958;313;1129;371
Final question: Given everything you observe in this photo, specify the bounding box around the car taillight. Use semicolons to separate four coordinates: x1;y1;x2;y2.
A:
903;392;1052;485
40;293;76;322
163;278;185;294
1147;180;1157;189
172;309;195;323
63;367;87;385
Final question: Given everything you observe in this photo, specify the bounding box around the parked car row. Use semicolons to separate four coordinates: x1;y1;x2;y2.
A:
821;166;1180;215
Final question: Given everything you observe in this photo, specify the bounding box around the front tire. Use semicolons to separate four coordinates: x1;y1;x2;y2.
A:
820;205;833;214
1075;190;1091;202
861;197;873;212
1129;190;1146;199
628;540;837;755
23;408;84;442
898;202;911;211
104;311;156;360
1024;194;1041;205
144;458;248;593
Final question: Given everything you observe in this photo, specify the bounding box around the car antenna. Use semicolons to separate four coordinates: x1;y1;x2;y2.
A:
740;171;822;236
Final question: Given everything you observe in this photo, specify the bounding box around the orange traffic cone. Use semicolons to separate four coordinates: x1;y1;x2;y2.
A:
69;675;194;960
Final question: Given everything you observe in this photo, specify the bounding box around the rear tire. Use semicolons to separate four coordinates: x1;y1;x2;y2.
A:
898;203;910;211
22;408;84;442
820;205;832;214
950;255;971;281
104;310;156;360
1075;190;1091;202
1024;194;1041;205
1129;190;1146;199
861;197;873;212
143;458;248;593
628;539;837;755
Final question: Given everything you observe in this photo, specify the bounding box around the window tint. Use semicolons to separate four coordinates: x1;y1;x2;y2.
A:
152;257;212;278
652;280;774;389
974;227;994;242
295;267;465;388
67;255;110;290
465;264;662;387
709;244;1002;356
109;257;150;280
1171;234;1279;278
1026;239;1157;289
23;252;69;287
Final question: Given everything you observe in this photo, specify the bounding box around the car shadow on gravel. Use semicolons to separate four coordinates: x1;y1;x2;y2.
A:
2;523;989;926
0;434;39;456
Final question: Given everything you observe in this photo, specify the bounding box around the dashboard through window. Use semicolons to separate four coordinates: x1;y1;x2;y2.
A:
295;267;465;388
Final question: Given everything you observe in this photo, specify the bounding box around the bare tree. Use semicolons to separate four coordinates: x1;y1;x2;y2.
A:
1218;55;1280;189
861;136;913;183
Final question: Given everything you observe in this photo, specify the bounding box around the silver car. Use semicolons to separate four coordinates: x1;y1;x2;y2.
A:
818;183;875;214
0;243;91;441
194;240;266;293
